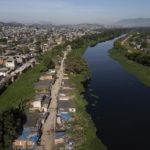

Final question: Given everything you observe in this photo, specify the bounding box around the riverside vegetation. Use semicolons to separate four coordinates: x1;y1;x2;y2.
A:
65;29;128;150
110;34;150;86
0;28;128;149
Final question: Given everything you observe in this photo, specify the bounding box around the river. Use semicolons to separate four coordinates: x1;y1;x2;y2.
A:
83;38;150;150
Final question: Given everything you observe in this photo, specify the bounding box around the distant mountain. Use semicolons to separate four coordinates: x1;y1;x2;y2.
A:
0;22;24;27
116;18;150;27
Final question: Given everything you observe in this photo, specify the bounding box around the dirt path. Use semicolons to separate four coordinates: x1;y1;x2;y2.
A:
40;51;67;150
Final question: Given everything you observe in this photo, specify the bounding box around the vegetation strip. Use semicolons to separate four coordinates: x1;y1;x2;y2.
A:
65;29;127;149
110;36;150;87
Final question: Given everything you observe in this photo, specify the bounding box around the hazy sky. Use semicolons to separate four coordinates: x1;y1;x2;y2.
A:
0;0;150;24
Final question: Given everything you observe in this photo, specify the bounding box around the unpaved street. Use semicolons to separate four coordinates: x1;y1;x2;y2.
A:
40;51;67;150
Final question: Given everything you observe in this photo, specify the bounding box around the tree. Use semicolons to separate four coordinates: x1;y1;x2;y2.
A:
0;102;26;149
65;54;88;74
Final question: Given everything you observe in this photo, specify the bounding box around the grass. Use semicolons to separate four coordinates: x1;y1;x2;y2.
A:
0;64;43;110
70;74;107;150
109;48;150;87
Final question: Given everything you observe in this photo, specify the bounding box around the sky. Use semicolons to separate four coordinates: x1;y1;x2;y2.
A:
0;0;150;24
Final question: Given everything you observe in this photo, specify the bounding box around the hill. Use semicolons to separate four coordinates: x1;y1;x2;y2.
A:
117;18;150;27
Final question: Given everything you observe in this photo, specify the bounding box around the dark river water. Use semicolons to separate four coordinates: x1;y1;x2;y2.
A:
83;38;150;150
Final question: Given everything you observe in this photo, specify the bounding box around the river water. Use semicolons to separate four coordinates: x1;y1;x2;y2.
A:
83;38;150;150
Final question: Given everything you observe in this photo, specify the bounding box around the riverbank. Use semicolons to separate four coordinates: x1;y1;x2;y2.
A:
83;32;150;150
66;50;107;150
109;39;150;87
70;74;107;150
65;30;128;150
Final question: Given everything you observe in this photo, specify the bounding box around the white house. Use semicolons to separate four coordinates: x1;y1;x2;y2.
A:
32;100;42;108
15;55;24;64
5;58;16;69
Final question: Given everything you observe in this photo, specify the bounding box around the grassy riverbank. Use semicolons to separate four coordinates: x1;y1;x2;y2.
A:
66;48;107;150
65;30;128;150
65;47;104;149
110;40;150;87
70;74;107;150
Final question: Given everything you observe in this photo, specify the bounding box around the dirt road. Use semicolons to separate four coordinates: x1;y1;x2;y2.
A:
40;51;67;150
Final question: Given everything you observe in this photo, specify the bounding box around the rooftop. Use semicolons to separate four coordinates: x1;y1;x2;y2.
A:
58;99;75;109
24;112;44;128
61;79;73;88
59;88;73;94
34;80;52;89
